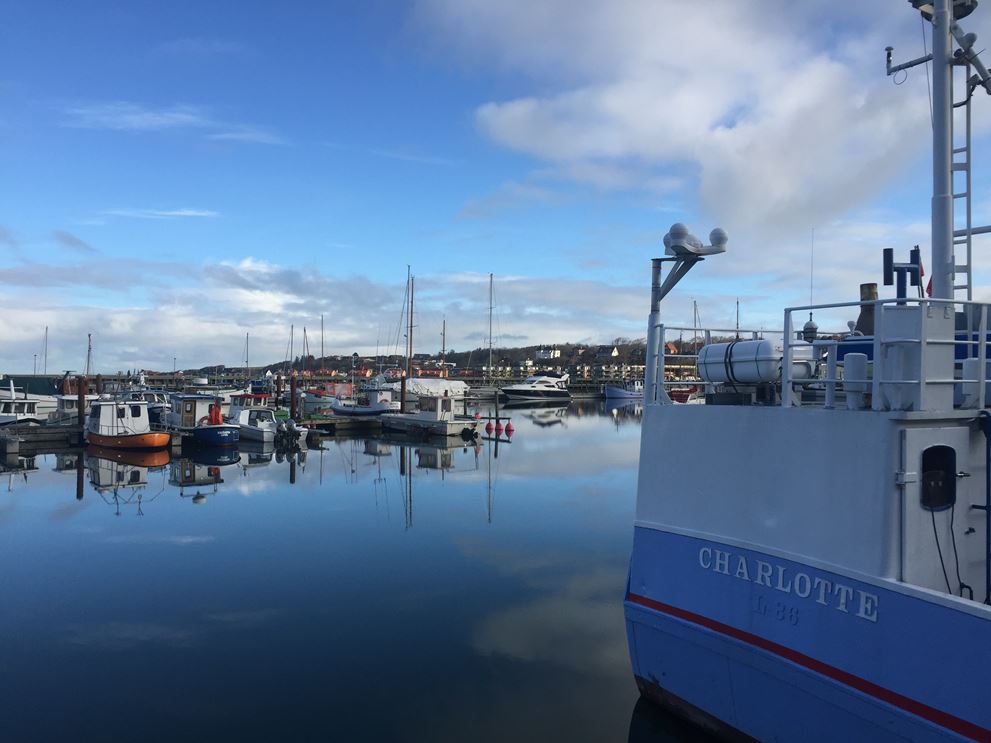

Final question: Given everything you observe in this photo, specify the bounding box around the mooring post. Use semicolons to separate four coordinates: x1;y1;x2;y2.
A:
400;372;407;414
76;375;87;443
290;376;298;420
75;452;84;501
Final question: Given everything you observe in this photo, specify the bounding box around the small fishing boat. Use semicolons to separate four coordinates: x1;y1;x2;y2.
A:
86;399;172;449
0;398;42;426
47;394;99;425
118;389;172;425
501;371;571;402
328;388;400;417
164;393;240;446
227;394;278;442
603;379;644;399
380;394;479;438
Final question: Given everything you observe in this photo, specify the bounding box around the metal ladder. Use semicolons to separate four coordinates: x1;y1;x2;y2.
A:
953;59;976;299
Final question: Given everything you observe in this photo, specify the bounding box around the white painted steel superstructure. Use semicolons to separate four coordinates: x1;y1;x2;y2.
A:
626;2;991;739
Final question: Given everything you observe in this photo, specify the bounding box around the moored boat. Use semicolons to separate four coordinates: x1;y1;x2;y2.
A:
603;379;644;399
380;394;479;438
47;394;99;425
86;398;171;449
501;371;571;402
164;393;240;446
625;6;991;738
227;394;278;442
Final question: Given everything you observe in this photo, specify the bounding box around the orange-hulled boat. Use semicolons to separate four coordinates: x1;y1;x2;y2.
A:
86;398;172;449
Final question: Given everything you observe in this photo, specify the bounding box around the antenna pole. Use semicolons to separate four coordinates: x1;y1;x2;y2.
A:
931;0;955;299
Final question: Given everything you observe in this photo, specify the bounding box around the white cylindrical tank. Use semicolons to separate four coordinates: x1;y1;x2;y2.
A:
697;340;783;384
844;352;869;411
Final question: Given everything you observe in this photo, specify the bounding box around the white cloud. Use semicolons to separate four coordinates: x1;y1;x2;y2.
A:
64;102;212;131
63;101;285;145
103;208;220;219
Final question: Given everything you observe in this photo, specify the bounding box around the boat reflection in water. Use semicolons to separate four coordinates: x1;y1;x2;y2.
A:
170;445;240;503
85;445;170;515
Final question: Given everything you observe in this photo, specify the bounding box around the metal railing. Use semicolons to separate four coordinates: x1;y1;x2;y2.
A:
781;298;991;411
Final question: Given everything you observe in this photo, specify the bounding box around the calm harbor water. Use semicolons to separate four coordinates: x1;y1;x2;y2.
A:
0;401;710;742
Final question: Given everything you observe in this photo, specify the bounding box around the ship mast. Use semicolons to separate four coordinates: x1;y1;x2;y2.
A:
887;0;991;299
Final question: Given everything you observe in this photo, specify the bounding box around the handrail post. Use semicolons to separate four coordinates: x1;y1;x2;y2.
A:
782;310;793;407
980;303;987;409
872;300;884;410
825;342;837;410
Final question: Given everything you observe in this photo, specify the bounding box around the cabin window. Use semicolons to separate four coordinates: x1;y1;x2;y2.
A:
129;471;141;484
131;405;142;418
185;402;193;413
91;405;101;420
442;398;452;412
117;406;126;419
921;445;956;511
15;403;24;414
1;403;8;413
66;400;76;409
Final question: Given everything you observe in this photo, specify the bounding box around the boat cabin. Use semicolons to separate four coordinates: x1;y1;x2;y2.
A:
167;394;224;429
48;394;99;425
416;394;456;421
0;399;41;425
88;399;153;437
228;394;271;419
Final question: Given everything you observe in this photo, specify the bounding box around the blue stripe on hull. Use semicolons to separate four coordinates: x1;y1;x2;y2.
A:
625;527;991;741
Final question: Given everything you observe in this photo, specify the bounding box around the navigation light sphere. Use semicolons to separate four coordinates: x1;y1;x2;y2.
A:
709;228;728;250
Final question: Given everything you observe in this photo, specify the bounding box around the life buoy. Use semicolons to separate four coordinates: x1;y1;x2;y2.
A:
198;416;210;426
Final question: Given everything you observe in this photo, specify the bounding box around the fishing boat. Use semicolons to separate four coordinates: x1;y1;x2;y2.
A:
625;3;991;739
501;371;572;402
603;379;644;399
0;380;50;425
380;394;479;438
328;388;401;417
226;394;278;442
86;399;171;449
0;398;42;426
117;389;172;426
46;394;99;425
164;393;239;446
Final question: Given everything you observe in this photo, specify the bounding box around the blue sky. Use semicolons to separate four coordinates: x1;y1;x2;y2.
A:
3;1;991;372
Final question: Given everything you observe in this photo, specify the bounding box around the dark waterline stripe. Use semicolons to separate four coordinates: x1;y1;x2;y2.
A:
626;592;990;742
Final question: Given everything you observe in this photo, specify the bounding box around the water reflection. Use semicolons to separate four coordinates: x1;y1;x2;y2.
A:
85;446;169;516
0;400;663;741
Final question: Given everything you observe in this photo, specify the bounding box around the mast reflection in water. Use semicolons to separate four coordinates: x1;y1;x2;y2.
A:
0;401;709;741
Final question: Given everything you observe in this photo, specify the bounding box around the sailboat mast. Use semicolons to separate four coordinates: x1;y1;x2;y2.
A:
245;332;249;381
43;326;48;375
408;275;415;378
321;314;324;363
441;317;446;366
289;324;294;373
488;273;494;384
85;333;92;377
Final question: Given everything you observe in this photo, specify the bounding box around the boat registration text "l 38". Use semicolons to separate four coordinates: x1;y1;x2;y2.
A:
698;547;879;622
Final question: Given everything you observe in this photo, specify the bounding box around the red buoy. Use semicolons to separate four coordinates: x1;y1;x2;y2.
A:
494;422;504;433
505;422;515;435
474;412;481;420
485;421;494;434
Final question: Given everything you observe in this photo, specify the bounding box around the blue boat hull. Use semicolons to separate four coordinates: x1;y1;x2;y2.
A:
188;424;240;446
625;528;991;741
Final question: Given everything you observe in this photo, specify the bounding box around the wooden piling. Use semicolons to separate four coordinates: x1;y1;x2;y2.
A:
76;376;87;438
290;376;298;420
